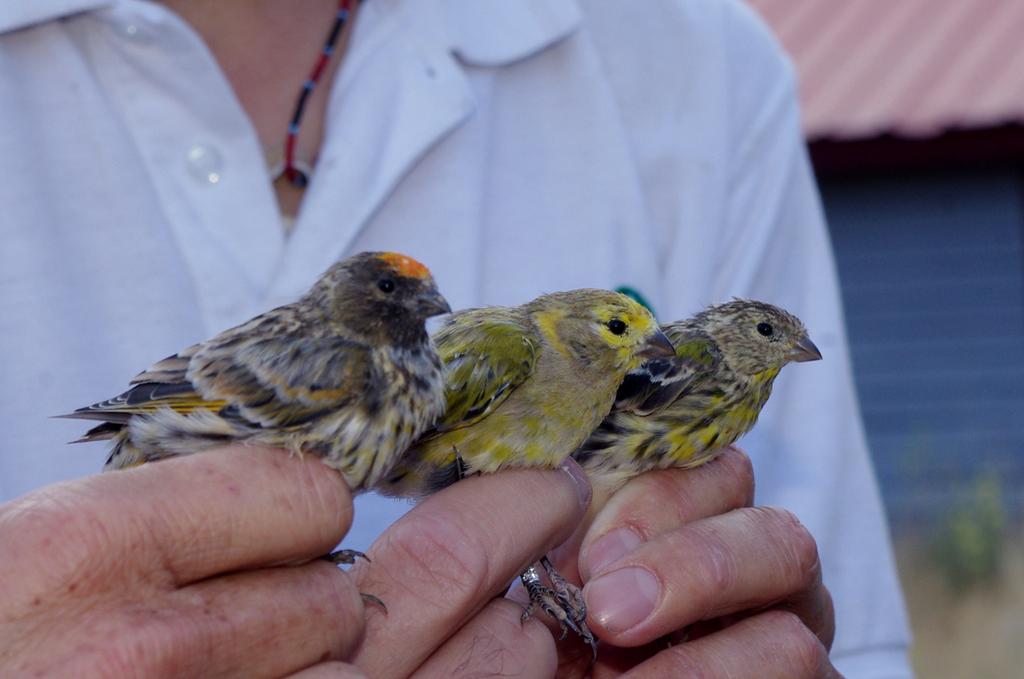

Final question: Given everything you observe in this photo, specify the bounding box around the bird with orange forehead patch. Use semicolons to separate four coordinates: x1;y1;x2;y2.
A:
63;251;451;500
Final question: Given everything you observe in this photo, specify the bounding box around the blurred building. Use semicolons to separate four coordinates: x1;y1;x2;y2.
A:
748;0;1024;525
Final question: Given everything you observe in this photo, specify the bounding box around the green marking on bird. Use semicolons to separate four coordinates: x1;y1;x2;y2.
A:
614;286;655;317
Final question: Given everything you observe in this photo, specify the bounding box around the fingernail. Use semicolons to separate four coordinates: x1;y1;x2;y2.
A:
559;458;592;509
585;566;661;634
585;527;642;577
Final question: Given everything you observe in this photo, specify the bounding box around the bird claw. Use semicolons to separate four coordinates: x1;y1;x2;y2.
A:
520;569;580;639
519;562;598;661
323;549;370;565
324;552;386;614
360;592;388;614
540;555;588;632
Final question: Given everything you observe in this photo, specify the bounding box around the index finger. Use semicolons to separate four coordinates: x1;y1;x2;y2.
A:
3;445;353;591
350;464;591;678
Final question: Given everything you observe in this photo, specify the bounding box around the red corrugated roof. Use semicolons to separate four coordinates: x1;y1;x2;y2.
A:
746;0;1024;141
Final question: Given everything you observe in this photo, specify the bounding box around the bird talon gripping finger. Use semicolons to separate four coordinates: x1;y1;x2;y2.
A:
359;593;388;614
539;556;588;631
520;564;598;658
520;566;578;639
323;549;371;565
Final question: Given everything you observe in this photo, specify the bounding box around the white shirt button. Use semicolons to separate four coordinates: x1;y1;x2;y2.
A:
112;19;153;44
186;144;224;184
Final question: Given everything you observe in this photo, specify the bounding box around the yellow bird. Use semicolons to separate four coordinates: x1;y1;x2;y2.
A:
376;288;675;653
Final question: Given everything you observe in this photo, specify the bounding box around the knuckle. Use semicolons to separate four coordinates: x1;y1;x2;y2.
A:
685;528;738;611
818;584;837;650
239;448;353;542
307;562;363;622
753;507;823;593
647;644;710;679
288;564;365;658
638;471;691;527
0;485;117;590
625;469;698;532
91;605;207;677
766;610;829;678
758;507;820;587
89;644;138;677
6;488;92;549
377;509;490;606
641;468;685;500
720;446;756;505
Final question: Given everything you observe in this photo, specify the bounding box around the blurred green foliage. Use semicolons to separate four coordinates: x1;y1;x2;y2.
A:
930;473;1008;593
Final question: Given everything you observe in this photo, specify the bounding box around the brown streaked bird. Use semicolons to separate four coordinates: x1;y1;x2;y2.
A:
62;251;451;495
576;299;822;493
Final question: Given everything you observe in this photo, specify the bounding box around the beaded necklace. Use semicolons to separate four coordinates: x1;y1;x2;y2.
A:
269;0;359;188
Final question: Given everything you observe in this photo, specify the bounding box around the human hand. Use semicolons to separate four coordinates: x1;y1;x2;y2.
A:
550;446;841;678
0;445;369;678
347;461;592;678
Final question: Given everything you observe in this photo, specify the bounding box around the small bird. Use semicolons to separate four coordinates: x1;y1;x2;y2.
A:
376;289;675;496
575;299;822;493
61;251;451;495
375;288;676;652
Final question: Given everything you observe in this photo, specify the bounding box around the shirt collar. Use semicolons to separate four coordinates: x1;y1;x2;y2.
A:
0;0;115;34
0;0;583;63
442;0;581;66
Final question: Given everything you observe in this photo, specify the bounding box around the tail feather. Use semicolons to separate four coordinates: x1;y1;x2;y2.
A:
69;421;124;444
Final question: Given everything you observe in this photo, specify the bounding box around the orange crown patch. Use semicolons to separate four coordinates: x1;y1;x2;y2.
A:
377;252;431;279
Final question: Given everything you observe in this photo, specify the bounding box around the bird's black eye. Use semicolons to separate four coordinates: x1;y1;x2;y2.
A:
607;319;627;335
378;278;395;293
757;322;774;337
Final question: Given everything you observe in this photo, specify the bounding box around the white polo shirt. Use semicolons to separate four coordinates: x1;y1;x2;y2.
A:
0;0;912;675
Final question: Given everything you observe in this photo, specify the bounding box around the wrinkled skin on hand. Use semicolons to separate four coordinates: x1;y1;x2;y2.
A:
522;447;843;678
1;445;839;678
0;446;367;677
0;446;592;678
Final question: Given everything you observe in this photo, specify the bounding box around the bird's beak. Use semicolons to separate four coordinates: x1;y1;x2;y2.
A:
418;288;452;317
787;334;822;362
638;328;676;359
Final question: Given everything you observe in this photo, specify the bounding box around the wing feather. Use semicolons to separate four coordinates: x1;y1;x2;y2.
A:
614;326;721;416
189;333;371;428
429;309;538;433
64;327;371;431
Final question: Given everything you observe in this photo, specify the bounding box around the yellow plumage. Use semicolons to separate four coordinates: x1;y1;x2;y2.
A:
376;288;674;497
372;288;674;651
